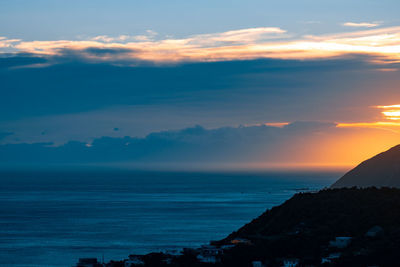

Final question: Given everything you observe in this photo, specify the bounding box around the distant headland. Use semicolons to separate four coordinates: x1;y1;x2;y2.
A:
332;144;400;188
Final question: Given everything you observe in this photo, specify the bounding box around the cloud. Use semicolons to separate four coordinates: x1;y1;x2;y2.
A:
0;37;21;51
336;104;400;130
185;27;287;46
0;122;399;169
91;30;159;43
377;104;400;120
342;22;380;28
0;54;47;69
1;26;400;64
2;54;399;143
1;53;400;147
91;35;116;43
0;132;13;141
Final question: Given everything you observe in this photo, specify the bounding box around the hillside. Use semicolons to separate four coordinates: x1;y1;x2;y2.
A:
105;145;400;267
332;145;400;188
108;188;400;267
218;188;400;266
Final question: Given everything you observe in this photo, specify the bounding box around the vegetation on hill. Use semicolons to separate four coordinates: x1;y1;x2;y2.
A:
110;187;400;267
217;187;400;266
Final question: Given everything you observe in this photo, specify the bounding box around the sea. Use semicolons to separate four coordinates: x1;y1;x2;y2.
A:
0;170;341;266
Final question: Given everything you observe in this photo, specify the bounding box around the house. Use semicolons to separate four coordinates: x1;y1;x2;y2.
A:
365;226;384;237
199;245;223;255
252;260;265;267
197;245;223;263
221;244;235;250
125;255;144;266
329;237;352;248
161;257;173;265
197;254;220;263
282;258;299;267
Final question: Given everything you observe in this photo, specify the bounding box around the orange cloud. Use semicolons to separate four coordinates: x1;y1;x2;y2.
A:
335;104;400;132
337;121;400;129
264;122;290;128
376;104;400;120
1;26;400;64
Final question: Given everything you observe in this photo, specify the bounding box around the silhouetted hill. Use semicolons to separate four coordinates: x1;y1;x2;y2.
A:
225;188;400;240
331;145;400;188
217;188;400;266
104;143;400;266
109;188;400;266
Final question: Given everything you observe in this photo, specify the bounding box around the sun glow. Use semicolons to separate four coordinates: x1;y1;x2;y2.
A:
336;104;400;130
336;121;400;128
377;104;400;121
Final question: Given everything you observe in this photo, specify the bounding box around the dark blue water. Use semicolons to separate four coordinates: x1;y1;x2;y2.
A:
0;170;340;266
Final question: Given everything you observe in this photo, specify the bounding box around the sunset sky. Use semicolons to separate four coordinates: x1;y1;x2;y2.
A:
1;0;400;169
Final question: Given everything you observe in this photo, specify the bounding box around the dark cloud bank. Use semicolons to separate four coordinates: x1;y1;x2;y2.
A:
1;51;400;168
2;121;398;169
1;51;398;123
0;122;331;166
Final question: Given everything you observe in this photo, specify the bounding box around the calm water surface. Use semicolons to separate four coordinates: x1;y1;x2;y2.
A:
0;170;340;266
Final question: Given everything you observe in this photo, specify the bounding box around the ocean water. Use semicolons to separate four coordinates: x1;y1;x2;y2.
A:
0;170;340;266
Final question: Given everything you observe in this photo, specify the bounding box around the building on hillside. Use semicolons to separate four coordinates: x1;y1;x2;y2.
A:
329;237;352;248
365;226;384;237
125;255;144;266
252;260;265;267
282;258;299;267
197;245;223;263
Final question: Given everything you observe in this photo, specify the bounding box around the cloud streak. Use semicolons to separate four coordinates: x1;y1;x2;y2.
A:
335;104;400;131
1;26;400;64
342;22;380;28
377;104;400;121
0;37;21;48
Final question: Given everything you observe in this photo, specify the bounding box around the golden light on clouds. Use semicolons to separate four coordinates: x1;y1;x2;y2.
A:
262;104;400;168
377;104;400;120
257;122;400;169
264;122;290;128
336;121;400;129
1;26;400;64
336;104;400;130
342;22;380;28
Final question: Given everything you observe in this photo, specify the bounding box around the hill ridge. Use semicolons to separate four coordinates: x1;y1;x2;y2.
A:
331;144;400;188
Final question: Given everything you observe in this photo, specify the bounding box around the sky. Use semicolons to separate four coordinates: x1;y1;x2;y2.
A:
1;0;400;170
